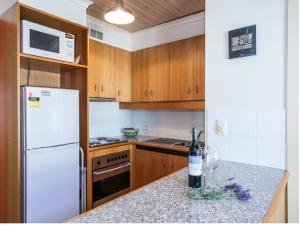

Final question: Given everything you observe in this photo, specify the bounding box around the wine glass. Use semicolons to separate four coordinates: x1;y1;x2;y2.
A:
205;146;219;186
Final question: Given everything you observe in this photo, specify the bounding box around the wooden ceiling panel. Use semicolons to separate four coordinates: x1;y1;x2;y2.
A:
87;0;205;32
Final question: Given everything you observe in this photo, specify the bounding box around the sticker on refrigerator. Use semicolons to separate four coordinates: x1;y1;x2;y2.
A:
41;90;51;96
28;97;40;108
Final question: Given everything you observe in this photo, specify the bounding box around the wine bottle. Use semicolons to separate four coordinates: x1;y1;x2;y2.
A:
188;128;202;188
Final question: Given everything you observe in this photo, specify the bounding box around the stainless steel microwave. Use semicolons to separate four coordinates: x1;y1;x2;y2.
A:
21;20;75;63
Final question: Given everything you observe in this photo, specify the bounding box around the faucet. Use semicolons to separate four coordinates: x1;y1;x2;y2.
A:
197;129;205;143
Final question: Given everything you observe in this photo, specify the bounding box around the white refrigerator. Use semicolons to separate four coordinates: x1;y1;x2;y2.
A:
21;86;86;223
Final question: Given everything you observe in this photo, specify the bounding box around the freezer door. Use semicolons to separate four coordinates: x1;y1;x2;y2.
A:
25;144;80;223
22;87;79;149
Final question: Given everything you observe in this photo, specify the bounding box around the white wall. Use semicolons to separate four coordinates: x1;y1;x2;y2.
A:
87;15;132;51
0;0;17;15
287;0;299;222
205;0;287;169
0;0;92;25
131;12;205;51
89;102;205;141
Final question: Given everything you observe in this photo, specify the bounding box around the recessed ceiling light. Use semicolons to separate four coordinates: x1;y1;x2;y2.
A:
104;0;135;25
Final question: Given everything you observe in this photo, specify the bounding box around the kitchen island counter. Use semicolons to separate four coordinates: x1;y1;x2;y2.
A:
69;161;288;223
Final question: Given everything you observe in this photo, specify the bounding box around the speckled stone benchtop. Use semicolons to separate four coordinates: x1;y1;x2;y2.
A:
68;161;286;223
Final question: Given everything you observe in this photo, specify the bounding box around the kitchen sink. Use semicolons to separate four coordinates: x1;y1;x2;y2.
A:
144;138;191;147
173;141;192;147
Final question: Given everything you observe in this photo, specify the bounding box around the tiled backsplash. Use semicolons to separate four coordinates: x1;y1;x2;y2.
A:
206;108;286;169
131;110;205;140
89;102;286;169
89;101;131;138
89;101;205;141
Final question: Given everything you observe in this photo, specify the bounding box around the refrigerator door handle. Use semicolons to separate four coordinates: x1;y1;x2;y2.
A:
79;147;86;213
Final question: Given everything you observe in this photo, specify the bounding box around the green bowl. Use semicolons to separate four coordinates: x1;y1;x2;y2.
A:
122;128;139;137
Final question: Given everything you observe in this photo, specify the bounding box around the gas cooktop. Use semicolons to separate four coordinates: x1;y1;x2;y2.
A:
89;137;127;148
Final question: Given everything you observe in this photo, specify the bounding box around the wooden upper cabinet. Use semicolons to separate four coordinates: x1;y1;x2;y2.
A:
89;35;205;103
88;40;116;99
116;48;131;102
132;49;150;102
132;43;170;102
170;37;195;101
194;35;205;101
148;44;170;102
99;44;116;98
88;40;100;98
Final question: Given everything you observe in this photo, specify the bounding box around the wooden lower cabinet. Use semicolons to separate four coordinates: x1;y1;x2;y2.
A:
134;147;188;190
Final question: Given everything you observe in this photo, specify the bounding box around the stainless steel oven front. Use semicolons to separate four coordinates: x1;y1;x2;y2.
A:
92;151;130;208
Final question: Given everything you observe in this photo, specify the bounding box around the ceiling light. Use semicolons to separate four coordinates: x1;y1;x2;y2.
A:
104;0;135;25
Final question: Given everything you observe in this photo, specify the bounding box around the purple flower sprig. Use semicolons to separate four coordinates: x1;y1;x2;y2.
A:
236;189;250;201
224;182;251;201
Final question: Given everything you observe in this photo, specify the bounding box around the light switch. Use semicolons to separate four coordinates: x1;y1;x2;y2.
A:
216;119;227;135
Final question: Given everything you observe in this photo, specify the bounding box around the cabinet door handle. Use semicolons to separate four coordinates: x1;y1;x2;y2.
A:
101;85;104;92
196;86;199;94
170;162;173;170
188;87;191;95
94;84;97;92
117;90;120;97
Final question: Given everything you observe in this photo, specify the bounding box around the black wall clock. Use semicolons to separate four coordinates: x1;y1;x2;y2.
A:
229;25;256;59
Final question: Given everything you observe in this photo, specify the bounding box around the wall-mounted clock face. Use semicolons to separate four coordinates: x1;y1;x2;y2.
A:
229;25;256;59
232;33;253;52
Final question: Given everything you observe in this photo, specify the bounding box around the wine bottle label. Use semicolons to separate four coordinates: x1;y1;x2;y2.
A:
188;155;202;176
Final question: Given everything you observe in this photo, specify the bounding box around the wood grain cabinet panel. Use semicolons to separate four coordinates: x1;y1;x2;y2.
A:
88;40;100;97
88;40;116;99
90;35;205;103
168;154;188;173
116;48;132;102
98;43;116;98
134;148;188;190
148;44;170;102
132;44;170;102
194;35;205;101
134;149;170;189
132;49;150;102
170;37;195;101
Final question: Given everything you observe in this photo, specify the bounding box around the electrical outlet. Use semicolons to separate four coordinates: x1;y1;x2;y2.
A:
216;119;227;135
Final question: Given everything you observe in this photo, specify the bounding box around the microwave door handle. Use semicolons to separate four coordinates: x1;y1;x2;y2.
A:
93;162;130;175
79;147;86;213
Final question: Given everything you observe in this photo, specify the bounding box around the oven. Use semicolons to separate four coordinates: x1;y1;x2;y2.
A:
92;151;130;208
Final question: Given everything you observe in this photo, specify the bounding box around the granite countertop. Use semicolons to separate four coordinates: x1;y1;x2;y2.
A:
68;161;286;223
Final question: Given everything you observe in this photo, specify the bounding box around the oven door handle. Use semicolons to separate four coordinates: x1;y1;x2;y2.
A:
93;162;130;182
